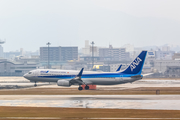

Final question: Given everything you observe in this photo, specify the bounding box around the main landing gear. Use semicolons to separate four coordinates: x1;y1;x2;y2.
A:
85;85;89;90
78;86;83;91
78;85;89;91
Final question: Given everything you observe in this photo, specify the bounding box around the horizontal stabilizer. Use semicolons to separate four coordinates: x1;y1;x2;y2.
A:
131;75;143;79
142;73;153;76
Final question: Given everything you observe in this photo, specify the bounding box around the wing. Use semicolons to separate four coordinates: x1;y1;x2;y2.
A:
69;68;92;85
70;68;84;85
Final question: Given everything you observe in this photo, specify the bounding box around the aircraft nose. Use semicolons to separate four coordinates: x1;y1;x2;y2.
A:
23;73;28;78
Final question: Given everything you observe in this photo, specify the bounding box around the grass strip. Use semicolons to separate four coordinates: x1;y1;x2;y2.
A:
0;106;180;119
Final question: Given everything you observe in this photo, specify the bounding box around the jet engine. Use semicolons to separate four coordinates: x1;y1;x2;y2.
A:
57;80;71;87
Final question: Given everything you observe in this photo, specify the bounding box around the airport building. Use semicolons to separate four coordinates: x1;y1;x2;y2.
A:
0;58;38;76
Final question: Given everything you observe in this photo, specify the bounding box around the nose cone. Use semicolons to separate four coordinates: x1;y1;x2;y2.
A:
23;73;28;78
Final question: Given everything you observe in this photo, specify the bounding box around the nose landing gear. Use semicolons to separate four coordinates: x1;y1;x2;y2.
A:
34;81;37;87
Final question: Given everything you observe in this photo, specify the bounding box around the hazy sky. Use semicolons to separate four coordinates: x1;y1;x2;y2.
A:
0;0;180;52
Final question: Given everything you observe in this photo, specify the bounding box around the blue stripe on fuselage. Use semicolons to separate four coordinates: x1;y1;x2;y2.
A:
37;73;137;79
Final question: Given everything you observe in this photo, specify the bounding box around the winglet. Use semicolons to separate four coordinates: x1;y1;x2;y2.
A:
116;64;122;72
77;68;84;77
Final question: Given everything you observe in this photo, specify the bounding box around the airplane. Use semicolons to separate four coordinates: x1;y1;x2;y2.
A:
24;51;147;90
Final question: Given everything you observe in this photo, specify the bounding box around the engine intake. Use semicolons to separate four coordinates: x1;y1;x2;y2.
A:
57;80;71;87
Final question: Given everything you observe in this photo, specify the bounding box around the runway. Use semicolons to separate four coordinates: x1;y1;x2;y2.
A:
0;77;180;110
0;95;180;110
1;77;180;89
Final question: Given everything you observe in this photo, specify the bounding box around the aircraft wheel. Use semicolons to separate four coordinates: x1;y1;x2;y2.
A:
34;82;37;87
78;87;83;91
85;85;89;90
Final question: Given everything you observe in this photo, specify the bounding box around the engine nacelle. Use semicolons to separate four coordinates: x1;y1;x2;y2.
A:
57;80;71;87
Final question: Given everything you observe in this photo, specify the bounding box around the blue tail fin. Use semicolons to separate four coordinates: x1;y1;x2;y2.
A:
121;51;147;75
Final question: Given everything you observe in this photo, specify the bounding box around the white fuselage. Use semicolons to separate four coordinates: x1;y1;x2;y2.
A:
24;69;142;85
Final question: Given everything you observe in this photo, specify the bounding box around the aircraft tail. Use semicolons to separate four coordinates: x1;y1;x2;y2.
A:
121;51;147;75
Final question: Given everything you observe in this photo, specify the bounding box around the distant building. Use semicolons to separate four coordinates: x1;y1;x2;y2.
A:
122;44;134;59
154;60;180;73
155;50;175;60
146;51;156;66
147;51;156;59
0;45;3;58
164;66;180;77
4;51;21;60
0;58;38;76
172;53;180;60
80;56;100;62
14;56;40;63
82;40;99;56
92;65;110;72
40;46;78;62
110;64;127;72
82;40;91;56
161;45;170;51
122;44;134;52
0;40;5;58
40;47;59;61
99;45;130;61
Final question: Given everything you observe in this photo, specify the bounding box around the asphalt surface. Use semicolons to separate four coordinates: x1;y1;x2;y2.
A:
0;95;180;110
0;77;180;110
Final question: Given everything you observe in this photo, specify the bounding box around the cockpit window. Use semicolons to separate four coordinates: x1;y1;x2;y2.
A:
28;72;32;74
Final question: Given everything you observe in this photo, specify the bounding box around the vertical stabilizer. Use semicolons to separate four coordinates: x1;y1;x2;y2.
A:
121;51;147;75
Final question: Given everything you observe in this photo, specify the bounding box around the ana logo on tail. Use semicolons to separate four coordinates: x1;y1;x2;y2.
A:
130;57;142;71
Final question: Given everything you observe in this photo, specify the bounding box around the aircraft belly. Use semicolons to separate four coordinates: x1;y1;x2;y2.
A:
29;77;58;82
82;77;133;85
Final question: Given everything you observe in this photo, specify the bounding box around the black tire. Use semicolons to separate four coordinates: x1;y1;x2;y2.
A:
85;85;89;90
78;87;83;91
